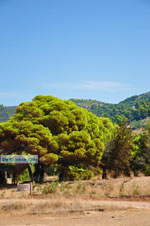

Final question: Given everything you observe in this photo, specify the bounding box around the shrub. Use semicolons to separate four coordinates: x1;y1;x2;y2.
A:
42;182;58;194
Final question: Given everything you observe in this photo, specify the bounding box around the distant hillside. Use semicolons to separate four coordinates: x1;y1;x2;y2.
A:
120;91;150;106
1;91;150;128
70;92;150;128
69;99;112;109
0;105;16;122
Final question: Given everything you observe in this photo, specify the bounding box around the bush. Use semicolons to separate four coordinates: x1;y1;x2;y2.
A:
63;166;94;180
42;182;59;194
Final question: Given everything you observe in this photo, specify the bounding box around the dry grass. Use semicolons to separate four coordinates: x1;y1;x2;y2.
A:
1;176;150;215
0;196;106;215
0;196;135;216
1;176;150;199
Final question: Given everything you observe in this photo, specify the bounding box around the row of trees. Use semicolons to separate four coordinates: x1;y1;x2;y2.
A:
0;95;150;184
102;120;150;178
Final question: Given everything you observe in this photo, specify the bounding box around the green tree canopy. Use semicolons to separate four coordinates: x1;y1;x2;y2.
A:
0;95;115;181
131;122;150;175
102;120;135;178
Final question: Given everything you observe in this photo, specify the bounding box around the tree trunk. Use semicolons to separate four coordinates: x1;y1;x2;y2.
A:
39;163;44;183
33;164;40;182
27;164;33;182
0;172;6;184
33;163;45;183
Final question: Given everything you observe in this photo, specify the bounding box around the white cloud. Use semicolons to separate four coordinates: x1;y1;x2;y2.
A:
76;81;126;91
40;80;129;91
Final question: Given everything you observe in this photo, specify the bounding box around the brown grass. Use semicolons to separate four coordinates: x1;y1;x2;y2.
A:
0;196;133;216
0;176;150;215
1;176;150;199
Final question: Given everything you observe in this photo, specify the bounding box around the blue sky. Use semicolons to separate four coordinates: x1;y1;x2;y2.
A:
0;0;150;105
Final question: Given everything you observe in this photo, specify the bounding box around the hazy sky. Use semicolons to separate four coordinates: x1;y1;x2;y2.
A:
0;0;150;105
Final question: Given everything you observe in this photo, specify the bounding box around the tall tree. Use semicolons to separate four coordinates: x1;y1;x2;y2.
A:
0;95;115;181
132;122;150;175
102;120;134;178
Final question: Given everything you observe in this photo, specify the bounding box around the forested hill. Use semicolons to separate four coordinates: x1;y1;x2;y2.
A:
1;91;150;127
0;105;16;122
119;92;150;106
70;92;150;127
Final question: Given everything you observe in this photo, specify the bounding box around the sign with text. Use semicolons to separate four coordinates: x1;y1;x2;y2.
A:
0;155;38;164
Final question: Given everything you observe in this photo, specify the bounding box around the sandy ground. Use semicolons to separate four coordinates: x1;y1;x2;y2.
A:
1;176;150;225
0;200;150;226
1;209;150;226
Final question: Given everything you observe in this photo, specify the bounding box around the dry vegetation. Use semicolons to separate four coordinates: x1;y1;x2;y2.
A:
1;177;150;226
1;176;150;199
0;176;150;216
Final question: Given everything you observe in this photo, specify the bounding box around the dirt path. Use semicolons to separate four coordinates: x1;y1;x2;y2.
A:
0;209;150;226
0;199;150;226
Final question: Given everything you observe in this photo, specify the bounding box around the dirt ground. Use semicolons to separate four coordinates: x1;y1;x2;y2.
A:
1;200;150;226
0;208;150;226
1;176;150;226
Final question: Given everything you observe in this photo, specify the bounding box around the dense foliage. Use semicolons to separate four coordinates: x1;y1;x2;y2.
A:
71;92;150;126
1;93;150;183
1;92;150;129
102;120;150;178
131;123;150;175
0;95;115;182
101;120;135;178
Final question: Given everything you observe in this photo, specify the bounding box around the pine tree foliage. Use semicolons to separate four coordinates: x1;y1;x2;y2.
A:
0;95;115;181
